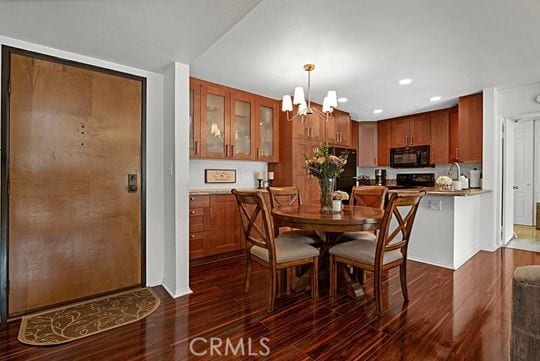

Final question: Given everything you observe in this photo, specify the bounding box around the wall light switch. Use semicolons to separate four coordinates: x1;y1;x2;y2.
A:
428;200;442;211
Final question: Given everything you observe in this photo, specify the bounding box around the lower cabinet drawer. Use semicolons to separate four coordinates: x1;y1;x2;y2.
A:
189;195;210;208
189;231;210;259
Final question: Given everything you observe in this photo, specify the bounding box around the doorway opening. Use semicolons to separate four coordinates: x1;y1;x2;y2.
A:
502;117;540;252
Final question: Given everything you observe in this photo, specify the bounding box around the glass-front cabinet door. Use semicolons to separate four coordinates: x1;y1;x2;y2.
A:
231;91;255;160
189;78;202;158
201;84;230;159
256;97;279;162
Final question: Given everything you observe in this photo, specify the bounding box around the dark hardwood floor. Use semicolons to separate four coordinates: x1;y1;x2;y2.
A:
0;247;538;360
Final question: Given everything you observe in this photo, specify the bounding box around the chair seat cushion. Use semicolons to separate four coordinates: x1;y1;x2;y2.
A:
250;235;319;263
280;230;320;244
329;240;402;265
340;231;377;242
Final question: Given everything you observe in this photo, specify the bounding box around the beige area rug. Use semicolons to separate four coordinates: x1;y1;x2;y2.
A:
18;288;160;346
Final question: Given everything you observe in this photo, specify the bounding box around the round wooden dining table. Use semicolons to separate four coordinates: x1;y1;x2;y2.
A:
272;204;385;299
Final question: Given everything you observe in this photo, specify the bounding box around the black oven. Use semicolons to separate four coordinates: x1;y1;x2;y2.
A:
390;145;430;168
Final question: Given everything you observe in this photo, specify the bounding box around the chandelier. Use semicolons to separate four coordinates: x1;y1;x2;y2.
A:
281;64;337;122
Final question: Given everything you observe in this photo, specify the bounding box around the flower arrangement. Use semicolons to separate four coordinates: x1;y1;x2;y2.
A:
304;143;348;179
436;176;453;191
332;190;350;201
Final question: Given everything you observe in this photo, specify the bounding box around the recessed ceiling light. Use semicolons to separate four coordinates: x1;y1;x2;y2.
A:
337;97;348;103
398;78;412;85
373;109;383;114
429;96;442;102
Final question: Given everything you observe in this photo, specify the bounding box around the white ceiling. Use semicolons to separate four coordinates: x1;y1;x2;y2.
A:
0;0;262;71
1;0;539;120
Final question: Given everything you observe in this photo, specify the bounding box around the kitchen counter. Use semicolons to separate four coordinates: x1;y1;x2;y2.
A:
190;188;267;195
387;187;491;197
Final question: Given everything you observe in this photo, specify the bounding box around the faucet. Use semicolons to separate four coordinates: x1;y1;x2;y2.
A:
448;162;461;180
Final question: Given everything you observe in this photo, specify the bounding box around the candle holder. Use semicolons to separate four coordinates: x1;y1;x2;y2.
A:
257;179;264;189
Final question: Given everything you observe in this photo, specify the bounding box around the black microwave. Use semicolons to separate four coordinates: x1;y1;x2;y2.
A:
390;145;430;168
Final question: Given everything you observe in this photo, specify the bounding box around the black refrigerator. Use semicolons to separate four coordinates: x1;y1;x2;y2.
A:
330;147;357;203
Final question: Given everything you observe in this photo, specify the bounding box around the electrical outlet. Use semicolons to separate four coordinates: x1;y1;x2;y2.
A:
428;200;442;211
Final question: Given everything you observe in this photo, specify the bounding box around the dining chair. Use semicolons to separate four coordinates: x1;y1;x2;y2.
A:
267;186;321;245
341;186;387;242
329;190;425;316
232;189;319;312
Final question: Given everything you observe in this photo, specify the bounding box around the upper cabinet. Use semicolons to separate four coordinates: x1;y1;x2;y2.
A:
190;77;279;162
255;97;279;162
429;109;450;164
189;78;202;158
231;90;256;160
377;120;392;166
202;83;231;159
390;114;430;147
358;121;377;167
450;93;483;163
324;109;351;147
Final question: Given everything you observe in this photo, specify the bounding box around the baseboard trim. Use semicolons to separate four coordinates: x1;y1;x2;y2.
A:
162;283;193;299
407;256;455;270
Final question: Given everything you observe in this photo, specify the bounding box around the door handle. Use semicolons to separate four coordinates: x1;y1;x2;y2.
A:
128;174;138;192
410;136;414;145
405;136;408;146
513;186;519;190
230;145;234;157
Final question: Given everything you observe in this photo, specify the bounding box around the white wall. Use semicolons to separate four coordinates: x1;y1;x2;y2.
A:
0;35;168;288
484;82;540;247
190;160;267;189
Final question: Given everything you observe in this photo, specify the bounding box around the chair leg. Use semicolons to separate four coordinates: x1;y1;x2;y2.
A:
286;268;293;295
268;268;277;313
244;256;252;293
400;262;409;302
311;257;319;300
329;255;337;298
374;269;383;317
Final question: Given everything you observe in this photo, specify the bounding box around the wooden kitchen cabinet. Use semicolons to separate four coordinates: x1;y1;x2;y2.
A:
209;195;244;255
201;83;231;159
351;120;359;166
255;97;280;162
189;195;211;259
429;109;450;164
358;122;378;167
230;90;256;160
450;93;483;163
190;77;280;161
377;120;391;166
409;114;431;146
390;114;430;147
292;103;326;141
189;78;202;158
189;193;244;260
325;109;351;146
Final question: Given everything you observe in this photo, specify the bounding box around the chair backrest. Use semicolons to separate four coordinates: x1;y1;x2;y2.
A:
375;191;426;264
232;189;277;261
350;186;387;209
268;186;303;210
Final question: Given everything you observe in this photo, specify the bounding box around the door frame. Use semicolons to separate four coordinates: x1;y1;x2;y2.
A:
0;46;147;322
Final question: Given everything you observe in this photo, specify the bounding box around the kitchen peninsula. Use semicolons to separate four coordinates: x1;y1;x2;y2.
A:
406;189;492;270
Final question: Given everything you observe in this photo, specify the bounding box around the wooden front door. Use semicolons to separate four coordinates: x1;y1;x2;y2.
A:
4;49;144;317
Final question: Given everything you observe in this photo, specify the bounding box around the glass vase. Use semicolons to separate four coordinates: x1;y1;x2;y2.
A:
318;177;336;213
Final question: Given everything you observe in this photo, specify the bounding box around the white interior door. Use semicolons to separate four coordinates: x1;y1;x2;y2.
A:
503;119;515;244
513;120;534;226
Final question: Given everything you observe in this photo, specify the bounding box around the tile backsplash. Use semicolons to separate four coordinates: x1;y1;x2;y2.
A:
357;163;482;181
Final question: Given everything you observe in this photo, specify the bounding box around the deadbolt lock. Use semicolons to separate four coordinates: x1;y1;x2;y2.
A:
128;174;138;192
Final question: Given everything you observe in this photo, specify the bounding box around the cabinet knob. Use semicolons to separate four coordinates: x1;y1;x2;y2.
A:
190;210;195;214
191;234;196;238
190;197;195;201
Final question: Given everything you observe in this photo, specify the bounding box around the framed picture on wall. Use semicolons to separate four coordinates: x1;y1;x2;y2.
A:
204;169;236;184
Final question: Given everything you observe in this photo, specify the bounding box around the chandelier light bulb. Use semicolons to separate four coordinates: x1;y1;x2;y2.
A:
293;87;305;105
282;95;293;111
326;90;337;108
